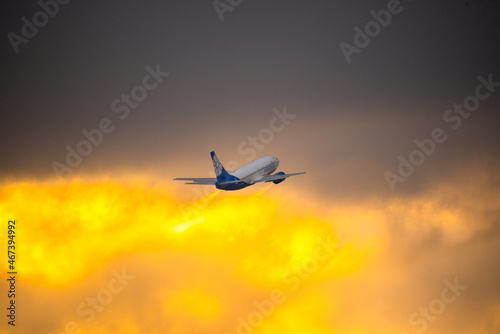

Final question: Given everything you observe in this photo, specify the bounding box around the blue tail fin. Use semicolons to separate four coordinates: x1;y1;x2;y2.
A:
210;151;231;182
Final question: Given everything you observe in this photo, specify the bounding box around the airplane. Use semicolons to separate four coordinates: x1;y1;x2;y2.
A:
174;151;305;191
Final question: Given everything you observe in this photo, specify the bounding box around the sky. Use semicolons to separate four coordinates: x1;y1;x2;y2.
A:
1;0;500;333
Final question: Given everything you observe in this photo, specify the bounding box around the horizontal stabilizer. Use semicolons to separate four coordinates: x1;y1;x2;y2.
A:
173;178;217;185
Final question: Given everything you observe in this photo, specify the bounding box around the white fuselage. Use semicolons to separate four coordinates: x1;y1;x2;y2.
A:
230;155;279;184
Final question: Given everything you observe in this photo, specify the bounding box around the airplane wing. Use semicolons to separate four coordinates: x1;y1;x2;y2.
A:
254;172;305;183
173;178;217;185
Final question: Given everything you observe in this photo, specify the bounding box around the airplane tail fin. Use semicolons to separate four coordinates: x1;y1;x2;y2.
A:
211;151;231;182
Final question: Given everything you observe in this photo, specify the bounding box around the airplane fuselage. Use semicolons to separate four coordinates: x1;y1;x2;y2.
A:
216;155;279;190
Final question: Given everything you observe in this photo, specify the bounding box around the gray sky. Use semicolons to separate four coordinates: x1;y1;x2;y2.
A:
2;1;499;192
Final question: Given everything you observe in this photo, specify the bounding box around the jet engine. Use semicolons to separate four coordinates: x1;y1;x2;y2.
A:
272;171;286;184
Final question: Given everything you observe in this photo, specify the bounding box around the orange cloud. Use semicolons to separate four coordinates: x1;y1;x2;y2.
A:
0;176;498;333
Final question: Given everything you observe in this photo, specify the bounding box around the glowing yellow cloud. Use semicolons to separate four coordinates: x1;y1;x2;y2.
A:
0;177;496;334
